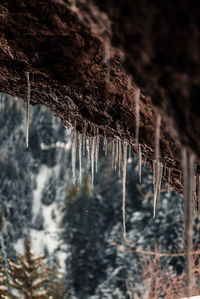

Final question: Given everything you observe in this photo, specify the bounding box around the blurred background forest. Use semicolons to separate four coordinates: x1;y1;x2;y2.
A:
1;93;200;298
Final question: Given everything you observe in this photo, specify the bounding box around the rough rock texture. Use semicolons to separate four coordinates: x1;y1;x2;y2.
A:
0;0;200;198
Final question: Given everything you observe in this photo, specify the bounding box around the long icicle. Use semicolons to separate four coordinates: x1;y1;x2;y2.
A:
135;88;140;153
122;142;127;240
26;72;31;148
138;144;142;183
112;139;115;169
182;148;195;298
71;128;77;186
115;139;119;170
104;136;108;155
91;137;95;186
153;113;161;218
86;137;90;168
118;140;122;176
95;127;99;173
78;133;82;185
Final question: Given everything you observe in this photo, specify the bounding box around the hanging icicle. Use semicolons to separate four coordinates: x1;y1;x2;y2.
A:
78;133;82;185
128;143;132;160
138;144;142;184
121;142;127;240
95;127;99;173
153;113;161;218
82;133;86;157
155;113;161;165
153;161;163;218
135;87;140;153
115;139;119;170
26;72;31;148
153;160;156;191
86;136;90;168
91;137;95;186
103;135;108;155
118;140;122;176
112;139;115;169
71;128;77;186
181;148;195;298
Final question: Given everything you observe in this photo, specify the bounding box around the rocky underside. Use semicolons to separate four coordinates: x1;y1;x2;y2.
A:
1;0;200;201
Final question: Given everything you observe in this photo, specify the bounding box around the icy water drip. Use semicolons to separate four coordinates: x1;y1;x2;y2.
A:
121;142;127;240
138;144;142;184
153;113;162;218
26;72;31;149
95;129;100;173
115;139;119;170
71;129;77;186
182;148;195;298
91;137;95;186
78;133;82;185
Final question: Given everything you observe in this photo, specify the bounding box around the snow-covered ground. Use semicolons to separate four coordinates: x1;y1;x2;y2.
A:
14;164;67;268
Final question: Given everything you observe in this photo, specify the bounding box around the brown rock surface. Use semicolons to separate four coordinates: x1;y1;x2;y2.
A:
0;0;200;199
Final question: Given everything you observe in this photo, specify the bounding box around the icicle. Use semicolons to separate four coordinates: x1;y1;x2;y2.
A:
82;133;86;156
138;144;142;183
135;88;140;153
121;142;127;240
153;160;156;191
153;113;162;218
118;140;122;176
78;133;82;185
95;127;99;173
86;137;90;167
26;72;31;148
167;168;171;193
153;161;162;218
71;129;77;186
115;139;119;170
128;143;132;160
181;148;195;298
157;163;163;208
91;137;95;186
104;136;108;155
112;140;115;169
155;113;161;165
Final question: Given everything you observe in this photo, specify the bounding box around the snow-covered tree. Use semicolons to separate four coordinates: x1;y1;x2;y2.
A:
7;239;50;299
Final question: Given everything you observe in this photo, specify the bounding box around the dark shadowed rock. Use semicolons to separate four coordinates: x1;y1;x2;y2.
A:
1;0;200;198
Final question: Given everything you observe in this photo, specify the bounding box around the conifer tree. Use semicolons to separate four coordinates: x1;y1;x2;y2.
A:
46;261;67;299
7;239;50;299
0;256;9;299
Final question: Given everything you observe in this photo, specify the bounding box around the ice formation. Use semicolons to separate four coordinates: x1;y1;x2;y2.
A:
182;148;195;298
26;72;31;148
78;133;82;185
71;128;77;186
121;142;127;240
